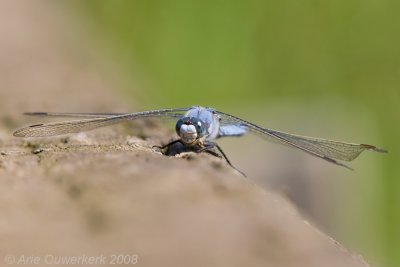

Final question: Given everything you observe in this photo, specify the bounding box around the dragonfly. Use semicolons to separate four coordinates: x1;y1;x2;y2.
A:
13;106;387;175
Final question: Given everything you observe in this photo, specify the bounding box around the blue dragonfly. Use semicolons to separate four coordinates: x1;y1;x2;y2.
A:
13;106;387;175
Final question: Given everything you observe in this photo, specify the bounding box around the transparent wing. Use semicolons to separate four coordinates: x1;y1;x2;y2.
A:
23;112;128;118
216;110;387;169
13;108;190;137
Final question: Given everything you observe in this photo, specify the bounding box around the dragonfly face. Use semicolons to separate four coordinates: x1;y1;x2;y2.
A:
175;117;207;146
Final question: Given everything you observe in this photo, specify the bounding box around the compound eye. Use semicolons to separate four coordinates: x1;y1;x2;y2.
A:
175;118;184;135
195;121;205;135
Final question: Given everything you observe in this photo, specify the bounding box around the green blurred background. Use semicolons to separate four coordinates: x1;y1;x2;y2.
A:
67;1;398;266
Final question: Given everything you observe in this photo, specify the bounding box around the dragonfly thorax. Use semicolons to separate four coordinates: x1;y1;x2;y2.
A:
176;117;206;146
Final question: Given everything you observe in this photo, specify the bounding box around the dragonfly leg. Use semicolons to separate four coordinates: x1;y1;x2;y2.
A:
202;148;222;158
200;142;247;177
152;139;182;150
155;140;246;177
153;139;195;156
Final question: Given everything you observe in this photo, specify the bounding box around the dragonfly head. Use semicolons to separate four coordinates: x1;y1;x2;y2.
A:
176;117;206;146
